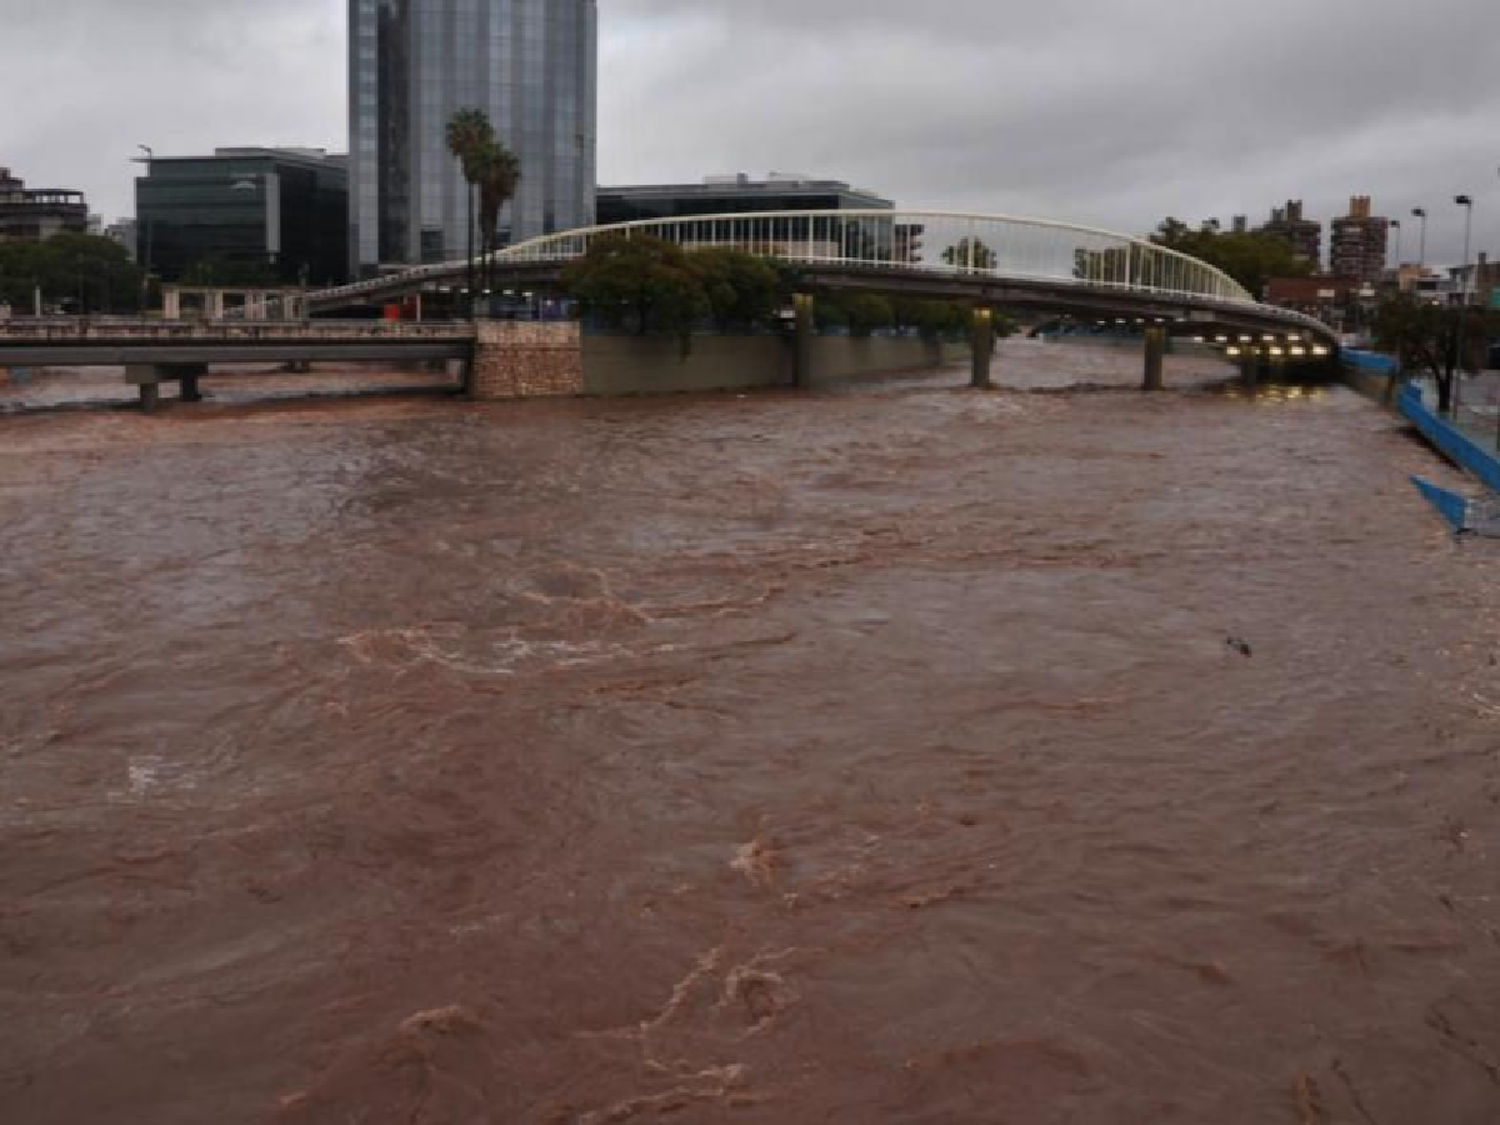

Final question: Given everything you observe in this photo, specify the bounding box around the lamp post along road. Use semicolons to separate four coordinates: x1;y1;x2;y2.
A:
1456;195;1474;301
136;145;154;310
1454;194;1474;416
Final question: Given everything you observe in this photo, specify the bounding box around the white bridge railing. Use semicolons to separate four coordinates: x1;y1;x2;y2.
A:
312;210;1254;310
497;210;1256;305
299;209;1333;340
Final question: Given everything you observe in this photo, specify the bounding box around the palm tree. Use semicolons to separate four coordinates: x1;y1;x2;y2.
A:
446;108;492;317
475;141;521;300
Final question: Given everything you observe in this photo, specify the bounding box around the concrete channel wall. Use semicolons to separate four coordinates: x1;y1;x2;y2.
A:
580;334;967;396
1341;349;1401;403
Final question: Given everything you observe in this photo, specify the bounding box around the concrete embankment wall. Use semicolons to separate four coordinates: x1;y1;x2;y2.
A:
582;336;791;396
1341;349;1401;404
803;337;968;387
580;334;966;397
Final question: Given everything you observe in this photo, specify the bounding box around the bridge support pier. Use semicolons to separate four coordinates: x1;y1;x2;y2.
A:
125;362;208;410
1240;353;1260;394
792;293;816;388
970;307;995;389
1142;326;1167;391
172;364;207;403
126;364;162;413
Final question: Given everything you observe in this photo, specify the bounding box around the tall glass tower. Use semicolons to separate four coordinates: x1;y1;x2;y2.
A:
349;0;597;278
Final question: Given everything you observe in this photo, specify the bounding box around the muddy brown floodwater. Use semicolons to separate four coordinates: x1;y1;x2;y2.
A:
3;348;1500;1124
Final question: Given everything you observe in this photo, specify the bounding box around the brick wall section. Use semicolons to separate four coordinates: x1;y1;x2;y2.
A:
470;321;583;400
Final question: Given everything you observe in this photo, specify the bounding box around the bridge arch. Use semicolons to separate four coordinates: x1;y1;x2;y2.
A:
308;209;1335;347
497;209;1252;306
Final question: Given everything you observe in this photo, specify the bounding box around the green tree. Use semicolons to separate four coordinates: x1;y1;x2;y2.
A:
691;248;785;331
446;108;521;305
942;238;998;271
1373;295;1499;415
893;297;947;338
476;140;521;285
563;234;709;343
180;255;279;287
1148;218;1312;298
892;298;970;339
446;107;490;308
844;294;895;336
0;233;144;314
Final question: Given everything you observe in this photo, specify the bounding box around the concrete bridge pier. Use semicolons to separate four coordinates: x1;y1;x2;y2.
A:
125;363;209;412
1142;326;1167;392
792;293;816;388
176;366;206;403
1239;353;1260;394
970;307;995;389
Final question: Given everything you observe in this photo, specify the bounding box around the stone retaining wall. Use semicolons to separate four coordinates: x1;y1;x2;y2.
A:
470;321;583;400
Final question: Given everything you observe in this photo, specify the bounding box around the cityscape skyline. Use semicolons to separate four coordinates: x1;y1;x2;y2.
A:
4;0;1499;266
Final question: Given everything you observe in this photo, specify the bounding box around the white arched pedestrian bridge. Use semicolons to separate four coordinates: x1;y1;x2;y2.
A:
310;209;1337;345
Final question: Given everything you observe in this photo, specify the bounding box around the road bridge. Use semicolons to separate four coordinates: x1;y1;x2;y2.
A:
0;320;474;410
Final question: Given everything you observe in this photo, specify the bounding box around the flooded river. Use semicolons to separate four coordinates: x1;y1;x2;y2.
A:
3;349;1499;1123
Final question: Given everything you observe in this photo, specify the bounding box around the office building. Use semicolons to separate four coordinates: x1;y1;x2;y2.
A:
596;174;892;226
596;174;902;264
0;167;89;243
135;148;349;285
1257;200;1322;267
105;219;139;261
1447;254;1500;308
1330;196;1390;284
349;0;598;278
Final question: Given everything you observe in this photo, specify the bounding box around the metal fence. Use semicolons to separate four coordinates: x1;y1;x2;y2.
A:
296;209;1338;342
493;210;1253;304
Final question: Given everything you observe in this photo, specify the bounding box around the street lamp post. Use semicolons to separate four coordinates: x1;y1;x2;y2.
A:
136;146;154;311
1454;194;1474;417
1456;195;1474;301
1412;208;1428;269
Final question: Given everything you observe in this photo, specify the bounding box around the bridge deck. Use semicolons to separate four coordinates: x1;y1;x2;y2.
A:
0;320;476;369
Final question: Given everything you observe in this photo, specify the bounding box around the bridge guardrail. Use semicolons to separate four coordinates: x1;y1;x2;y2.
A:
292;209;1333;344
0;319;476;341
310;209;1257;308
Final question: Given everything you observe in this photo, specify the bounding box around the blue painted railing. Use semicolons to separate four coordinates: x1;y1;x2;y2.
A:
1344;349;1401;375
1399;383;1500;493
1409;476;1469;531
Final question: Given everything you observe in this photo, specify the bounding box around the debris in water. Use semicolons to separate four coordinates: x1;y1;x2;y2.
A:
731;838;780;889
1294;1072;1330;1123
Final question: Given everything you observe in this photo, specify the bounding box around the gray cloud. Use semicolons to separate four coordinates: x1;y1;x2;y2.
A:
4;0;1497;266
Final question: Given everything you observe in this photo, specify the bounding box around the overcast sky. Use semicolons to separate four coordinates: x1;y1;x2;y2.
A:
4;0;1498;266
